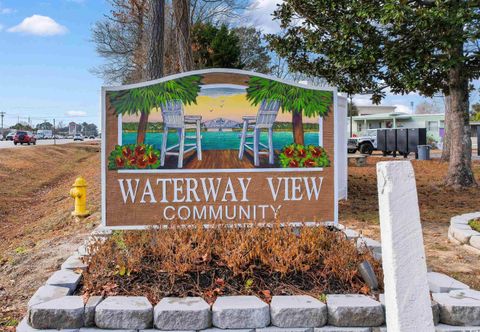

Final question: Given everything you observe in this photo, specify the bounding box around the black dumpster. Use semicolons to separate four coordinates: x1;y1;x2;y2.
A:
408;128;427;158
377;129;387;154
396;128;409;158
386;129;397;157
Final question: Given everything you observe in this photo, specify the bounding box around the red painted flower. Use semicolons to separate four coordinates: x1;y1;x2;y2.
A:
304;158;317;167
310;146;323;157
135;145;146;157
122;146;132;158
288;159;299;167
128;156;137;165
147;152;158;165
115;157;125;168
284;146;295;158
136;156;148;168
296;147;306;158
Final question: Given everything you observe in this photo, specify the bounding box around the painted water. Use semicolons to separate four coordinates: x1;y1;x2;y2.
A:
122;131;320;150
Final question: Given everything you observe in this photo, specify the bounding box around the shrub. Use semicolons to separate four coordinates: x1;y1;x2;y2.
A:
108;144;160;170
279;144;330;168
81;223;382;304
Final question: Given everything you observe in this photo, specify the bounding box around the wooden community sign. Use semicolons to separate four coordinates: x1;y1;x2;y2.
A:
101;68;339;228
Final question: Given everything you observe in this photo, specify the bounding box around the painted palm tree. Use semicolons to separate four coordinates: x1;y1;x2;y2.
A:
246;76;333;145
109;75;202;144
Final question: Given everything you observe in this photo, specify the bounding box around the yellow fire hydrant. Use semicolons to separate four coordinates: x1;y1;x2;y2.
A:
69;176;90;218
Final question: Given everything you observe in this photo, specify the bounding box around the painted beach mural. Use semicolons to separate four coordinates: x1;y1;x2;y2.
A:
107;73;333;170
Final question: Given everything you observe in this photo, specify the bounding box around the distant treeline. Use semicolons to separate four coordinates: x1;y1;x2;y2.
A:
122;122;320;132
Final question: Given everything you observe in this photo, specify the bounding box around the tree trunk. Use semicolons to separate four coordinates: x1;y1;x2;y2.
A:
444;63;476;187
292;111;304;145
441;95;451;161
137;0;164;144
137;111;149;144
173;0;193;72
147;0;165;80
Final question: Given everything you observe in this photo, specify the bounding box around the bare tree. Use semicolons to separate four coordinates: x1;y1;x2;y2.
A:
234;26;271;73
91;0;149;84
190;0;248;25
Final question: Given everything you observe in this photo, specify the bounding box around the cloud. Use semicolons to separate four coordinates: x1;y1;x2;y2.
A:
244;0;283;34
8;15;68;36
1;7;14;14
0;24;3;32
65;111;87;117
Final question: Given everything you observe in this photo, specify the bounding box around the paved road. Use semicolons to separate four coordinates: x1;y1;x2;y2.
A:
0;139;100;149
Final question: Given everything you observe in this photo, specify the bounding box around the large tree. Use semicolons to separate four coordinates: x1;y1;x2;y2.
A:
268;3;385;144
269;0;480;187
384;1;479;187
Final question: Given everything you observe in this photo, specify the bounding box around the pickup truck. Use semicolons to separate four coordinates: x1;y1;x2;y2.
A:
347;129;377;155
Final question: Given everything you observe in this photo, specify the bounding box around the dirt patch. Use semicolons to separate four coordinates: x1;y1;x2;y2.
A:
340;157;480;290
0;143;101;329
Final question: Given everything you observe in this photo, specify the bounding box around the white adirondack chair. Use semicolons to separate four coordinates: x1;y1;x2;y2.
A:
238;99;281;166
160;100;202;168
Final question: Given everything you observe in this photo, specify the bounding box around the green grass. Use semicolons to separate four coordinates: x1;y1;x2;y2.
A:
0;317;19;327
468;219;480;232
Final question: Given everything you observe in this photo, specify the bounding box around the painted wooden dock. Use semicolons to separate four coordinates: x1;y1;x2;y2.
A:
161;149;279;169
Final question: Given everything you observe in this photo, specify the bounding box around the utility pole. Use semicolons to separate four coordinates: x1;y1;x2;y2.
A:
53;118;56;145
0;111;5;129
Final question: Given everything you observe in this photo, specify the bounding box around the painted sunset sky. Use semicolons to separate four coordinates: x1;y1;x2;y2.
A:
122;84;319;124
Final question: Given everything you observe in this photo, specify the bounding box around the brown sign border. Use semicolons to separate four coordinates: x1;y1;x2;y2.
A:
101;68;339;229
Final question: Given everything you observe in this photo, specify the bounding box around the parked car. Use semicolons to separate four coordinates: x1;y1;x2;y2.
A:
73;134;84;141
347;129;378;155
0;134;3;141
6;132;15;141
89;135;95;139
14;131;36;145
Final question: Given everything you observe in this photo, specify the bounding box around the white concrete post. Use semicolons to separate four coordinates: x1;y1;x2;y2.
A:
377;161;434;332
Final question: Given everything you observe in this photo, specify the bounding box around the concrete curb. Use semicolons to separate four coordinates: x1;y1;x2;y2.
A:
448;212;480;252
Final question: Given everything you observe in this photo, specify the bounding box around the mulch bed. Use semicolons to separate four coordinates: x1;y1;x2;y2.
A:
79;224;382;304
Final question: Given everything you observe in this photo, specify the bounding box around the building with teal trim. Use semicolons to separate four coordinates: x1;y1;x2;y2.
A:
350;111;445;141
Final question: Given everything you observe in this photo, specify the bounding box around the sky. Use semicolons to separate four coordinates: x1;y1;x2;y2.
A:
0;0;108;128
123;84;318;124
0;0;478;128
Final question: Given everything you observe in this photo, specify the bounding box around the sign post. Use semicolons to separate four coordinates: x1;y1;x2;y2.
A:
377;161;434;331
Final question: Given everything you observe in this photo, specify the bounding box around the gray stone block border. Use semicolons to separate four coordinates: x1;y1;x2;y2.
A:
18;225;480;332
448;212;480;254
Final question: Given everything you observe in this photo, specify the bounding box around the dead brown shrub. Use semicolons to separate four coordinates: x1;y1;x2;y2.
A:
81;222;382;304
